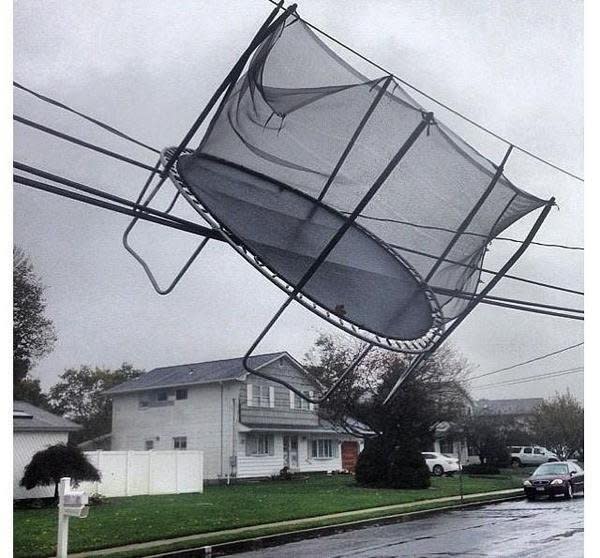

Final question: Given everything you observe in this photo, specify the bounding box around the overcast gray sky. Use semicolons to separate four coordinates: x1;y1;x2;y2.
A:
13;0;583;401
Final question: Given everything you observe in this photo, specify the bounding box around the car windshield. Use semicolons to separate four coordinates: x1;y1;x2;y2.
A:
533;463;568;476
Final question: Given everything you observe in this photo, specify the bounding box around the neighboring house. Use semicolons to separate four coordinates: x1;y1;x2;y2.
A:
425;381;474;463
475;398;544;431
13;400;82;500
105;352;364;480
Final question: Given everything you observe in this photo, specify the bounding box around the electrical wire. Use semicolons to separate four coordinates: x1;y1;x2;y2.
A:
353;213;583;252
470;341;584;381
265;0;583;183
471;366;584;390
13;81;160;154
387;240;583;296
13;166;585;322
14;115;157;173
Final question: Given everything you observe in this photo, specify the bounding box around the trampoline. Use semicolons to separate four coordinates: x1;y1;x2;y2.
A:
121;3;553;402
164;148;444;352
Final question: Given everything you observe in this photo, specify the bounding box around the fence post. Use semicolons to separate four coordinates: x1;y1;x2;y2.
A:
200;451;204;494
126;451;132;496
148;451;153;495
175;451;179;494
95;450;102;494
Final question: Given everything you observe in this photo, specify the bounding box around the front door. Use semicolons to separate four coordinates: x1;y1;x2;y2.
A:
283;435;299;469
341;441;359;472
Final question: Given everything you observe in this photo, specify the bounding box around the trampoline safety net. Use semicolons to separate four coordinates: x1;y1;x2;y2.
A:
170;15;547;353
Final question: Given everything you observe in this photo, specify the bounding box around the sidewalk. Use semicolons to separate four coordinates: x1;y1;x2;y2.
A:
70;488;522;557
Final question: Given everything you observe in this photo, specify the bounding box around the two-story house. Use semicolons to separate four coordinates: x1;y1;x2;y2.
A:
105;351;364;480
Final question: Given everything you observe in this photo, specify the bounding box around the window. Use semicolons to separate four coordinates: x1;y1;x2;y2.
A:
439;439;454;454
173;436;187;450
311;438;337;459
157;391;168;402
176;388;188;400
145;440;154;450
259;385;270;408
523;447;533;454
246;434;274;456
293;392;311;410
534;448;544;455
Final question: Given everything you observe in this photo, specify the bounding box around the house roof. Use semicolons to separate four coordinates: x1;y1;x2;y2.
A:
13;400;81;432
105;352;299;395
476;397;544;416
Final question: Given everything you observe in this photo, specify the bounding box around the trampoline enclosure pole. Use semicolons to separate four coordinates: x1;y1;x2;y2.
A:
424;144;514;283
382;197;556;405
242;112;435;403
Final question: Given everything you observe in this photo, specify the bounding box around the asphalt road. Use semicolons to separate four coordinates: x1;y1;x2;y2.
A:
232;496;583;557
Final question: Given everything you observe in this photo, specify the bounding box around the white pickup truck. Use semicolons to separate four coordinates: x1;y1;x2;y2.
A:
509;446;559;467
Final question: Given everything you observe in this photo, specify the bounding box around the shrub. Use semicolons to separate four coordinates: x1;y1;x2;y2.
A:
20;443;100;500
387;444;431;489
355;437;389;486
462;463;501;475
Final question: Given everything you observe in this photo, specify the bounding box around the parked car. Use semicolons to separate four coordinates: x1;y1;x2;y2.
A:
422;452;461;476
523;461;584;500
509;446;558;467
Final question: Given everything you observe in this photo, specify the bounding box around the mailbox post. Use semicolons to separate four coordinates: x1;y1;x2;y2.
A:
57;477;89;558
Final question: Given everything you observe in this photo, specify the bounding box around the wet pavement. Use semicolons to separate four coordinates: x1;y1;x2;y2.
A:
232;496;583;557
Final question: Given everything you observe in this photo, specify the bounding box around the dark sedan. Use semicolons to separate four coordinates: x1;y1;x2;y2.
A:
523;461;584;500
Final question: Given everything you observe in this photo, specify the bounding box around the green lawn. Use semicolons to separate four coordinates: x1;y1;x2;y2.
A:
14;474;522;558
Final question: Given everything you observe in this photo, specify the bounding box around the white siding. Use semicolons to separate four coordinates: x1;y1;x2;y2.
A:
236;433;344;478
111;382;239;480
14;431;69;499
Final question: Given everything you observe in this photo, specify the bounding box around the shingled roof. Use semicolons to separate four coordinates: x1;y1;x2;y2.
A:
476;398;544;416
13;400;81;432
105;352;291;395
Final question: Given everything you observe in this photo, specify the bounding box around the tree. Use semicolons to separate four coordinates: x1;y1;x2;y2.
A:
48;364;143;445
13;247;57;397
460;414;510;466
532;391;584;460
14;377;48;408
305;334;471;487
20;444;100;500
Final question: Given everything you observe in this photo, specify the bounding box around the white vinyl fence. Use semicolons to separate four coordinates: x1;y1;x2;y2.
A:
80;450;203;497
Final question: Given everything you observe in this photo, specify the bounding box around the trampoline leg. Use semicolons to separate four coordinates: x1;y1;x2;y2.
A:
123;160;210;295
382;197;556;405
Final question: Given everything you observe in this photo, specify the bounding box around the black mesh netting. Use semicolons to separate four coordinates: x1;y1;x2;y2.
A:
172;16;547;351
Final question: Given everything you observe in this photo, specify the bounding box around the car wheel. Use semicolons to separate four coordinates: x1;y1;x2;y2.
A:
565;482;573;499
433;464;444;477
511;458;521;468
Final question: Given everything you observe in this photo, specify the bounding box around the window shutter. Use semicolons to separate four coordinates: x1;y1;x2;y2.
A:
309;391;314;411
247;384;253;407
245;435;252;456
289;389;294;409
269;386;275;408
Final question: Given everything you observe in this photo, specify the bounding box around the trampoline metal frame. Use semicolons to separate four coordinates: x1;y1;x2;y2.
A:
121;1;556;405
382;195;556;405
121;1;292;295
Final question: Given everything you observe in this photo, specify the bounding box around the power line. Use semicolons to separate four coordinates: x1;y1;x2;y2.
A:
471;366;584;390
265;0;583;183
14;115;156;172
470;341;584;381
353;213;583;252
13;81;160;154
13;166;584;322
387;240;583;296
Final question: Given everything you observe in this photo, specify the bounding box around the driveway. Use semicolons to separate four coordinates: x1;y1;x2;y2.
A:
231;496;583;557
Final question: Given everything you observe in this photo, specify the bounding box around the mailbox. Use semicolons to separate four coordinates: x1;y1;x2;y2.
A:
57;478;90;557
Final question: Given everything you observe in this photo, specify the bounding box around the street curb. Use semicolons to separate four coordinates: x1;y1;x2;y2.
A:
137;492;524;558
